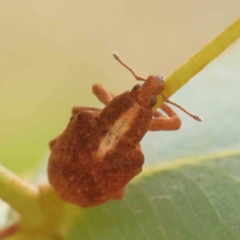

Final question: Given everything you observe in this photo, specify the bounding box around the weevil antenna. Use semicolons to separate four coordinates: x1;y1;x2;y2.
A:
113;52;146;81
160;93;203;122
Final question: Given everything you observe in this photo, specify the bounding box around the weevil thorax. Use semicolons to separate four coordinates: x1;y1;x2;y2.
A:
97;91;152;146
129;74;165;109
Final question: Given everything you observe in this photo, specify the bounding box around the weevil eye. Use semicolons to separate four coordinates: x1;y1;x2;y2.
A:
131;84;142;91
150;96;157;106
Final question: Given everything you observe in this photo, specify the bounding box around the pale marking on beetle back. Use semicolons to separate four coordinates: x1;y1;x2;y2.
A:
95;103;139;160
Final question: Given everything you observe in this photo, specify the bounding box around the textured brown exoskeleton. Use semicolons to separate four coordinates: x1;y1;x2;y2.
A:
48;53;202;208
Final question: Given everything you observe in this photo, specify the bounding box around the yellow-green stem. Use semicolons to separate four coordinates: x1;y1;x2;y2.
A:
0;165;39;218
155;17;240;108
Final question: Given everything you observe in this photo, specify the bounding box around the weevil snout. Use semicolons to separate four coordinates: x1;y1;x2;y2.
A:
154;74;165;93
155;74;164;85
129;75;166;108
143;74;166;96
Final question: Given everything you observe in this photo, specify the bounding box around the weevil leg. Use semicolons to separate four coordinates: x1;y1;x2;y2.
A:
72;84;115;115
153;110;167;118
92;84;115;105
149;103;181;131
49;135;61;150
72;106;102;116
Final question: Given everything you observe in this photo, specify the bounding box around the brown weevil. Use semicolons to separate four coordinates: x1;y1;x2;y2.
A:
48;53;202;207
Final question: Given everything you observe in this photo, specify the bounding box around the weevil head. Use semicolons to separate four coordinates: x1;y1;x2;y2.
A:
129;74;165;108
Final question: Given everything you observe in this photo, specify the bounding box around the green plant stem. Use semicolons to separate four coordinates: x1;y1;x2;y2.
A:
0;165;76;238
0;165;39;215
155;17;240;108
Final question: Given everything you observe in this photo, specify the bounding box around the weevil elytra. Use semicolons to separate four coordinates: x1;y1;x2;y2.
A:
48;53;202;208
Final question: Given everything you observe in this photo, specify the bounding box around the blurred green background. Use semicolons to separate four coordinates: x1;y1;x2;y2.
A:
0;0;239;174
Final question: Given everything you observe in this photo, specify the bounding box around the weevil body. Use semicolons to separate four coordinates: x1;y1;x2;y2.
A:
48;53;202;207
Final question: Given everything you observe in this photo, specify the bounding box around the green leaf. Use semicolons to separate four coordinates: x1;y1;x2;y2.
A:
67;152;240;240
